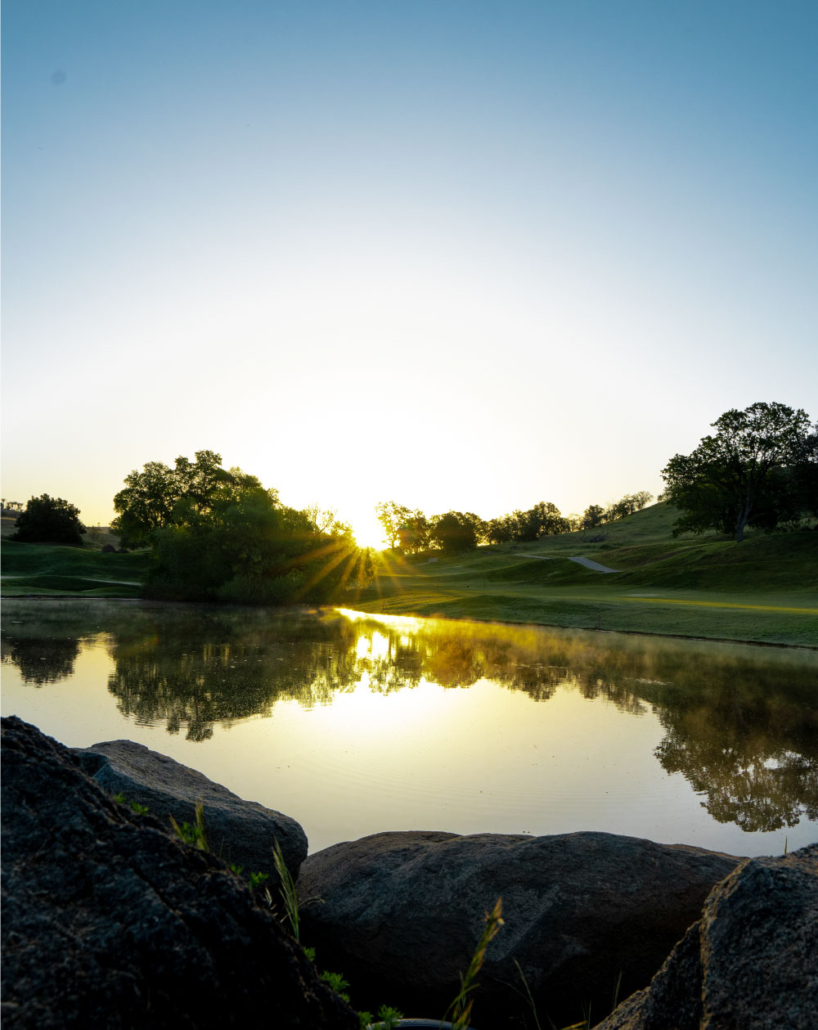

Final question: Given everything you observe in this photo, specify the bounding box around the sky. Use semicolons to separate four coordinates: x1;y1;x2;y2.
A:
3;0;817;547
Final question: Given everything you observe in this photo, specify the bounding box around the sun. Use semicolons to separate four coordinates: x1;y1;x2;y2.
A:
347;510;387;550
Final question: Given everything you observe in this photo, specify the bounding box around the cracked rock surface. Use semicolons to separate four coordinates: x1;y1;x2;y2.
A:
596;843;818;1030
1;716;356;1030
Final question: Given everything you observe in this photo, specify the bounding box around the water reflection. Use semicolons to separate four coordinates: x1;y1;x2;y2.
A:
105;613;360;741
653;685;818;832
2;602;817;833
2;634;81;685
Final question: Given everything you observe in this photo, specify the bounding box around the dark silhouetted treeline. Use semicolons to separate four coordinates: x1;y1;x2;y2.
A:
376;492;654;554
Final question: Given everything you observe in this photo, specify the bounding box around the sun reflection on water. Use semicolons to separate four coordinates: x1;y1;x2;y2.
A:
2;601;817;855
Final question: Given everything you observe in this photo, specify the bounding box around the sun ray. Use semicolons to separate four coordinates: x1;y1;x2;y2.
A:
291;543;358;601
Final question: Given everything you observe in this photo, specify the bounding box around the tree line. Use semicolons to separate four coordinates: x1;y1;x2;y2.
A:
8;401;817;577
375;491;655;555
377;402;817;552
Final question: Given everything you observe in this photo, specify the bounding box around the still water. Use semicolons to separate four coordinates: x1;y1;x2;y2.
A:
2;600;816;856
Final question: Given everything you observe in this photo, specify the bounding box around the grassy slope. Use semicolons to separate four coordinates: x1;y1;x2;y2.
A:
348;505;818;646
3;505;816;644
1;539;150;597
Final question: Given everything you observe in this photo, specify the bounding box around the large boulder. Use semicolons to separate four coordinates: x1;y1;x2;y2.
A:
1;716;357;1030
596;844;818;1030
74;739;307;878
297;830;742;1027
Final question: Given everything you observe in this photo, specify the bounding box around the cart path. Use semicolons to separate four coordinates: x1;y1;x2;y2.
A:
517;554;619;573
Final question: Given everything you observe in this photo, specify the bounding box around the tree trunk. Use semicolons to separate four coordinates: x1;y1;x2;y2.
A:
735;497;752;542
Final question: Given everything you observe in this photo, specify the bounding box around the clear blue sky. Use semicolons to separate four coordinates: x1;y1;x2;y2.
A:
3;0;816;543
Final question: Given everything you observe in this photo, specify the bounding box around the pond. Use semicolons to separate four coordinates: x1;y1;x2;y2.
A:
2;599;816;857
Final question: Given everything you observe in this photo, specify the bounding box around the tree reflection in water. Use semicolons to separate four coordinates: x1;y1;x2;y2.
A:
2;635;81;686
2;602;816;831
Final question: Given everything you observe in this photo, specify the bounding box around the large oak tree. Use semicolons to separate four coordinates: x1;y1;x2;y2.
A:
662;402;816;542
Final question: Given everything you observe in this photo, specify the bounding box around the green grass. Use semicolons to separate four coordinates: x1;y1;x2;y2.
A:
4;506;816;645
348;504;818;647
1;539;150;597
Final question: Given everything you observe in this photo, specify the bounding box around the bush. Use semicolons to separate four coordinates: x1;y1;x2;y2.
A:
215;572;306;605
12;495;86;546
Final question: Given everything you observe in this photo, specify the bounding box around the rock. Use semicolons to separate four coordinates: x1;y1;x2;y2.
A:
1;716;357;1030
74;739;308;879
595;844;818;1030
297;830;742;1027
101;543;116;553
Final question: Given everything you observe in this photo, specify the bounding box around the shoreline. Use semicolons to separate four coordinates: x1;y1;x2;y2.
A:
2;593;817;651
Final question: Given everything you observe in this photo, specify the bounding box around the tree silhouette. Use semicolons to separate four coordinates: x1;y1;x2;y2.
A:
662;402;815;542
12;495;85;546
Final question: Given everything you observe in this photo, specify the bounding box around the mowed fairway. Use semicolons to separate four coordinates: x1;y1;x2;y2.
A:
351;505;818;647
3;505;816;645
1;534;150;598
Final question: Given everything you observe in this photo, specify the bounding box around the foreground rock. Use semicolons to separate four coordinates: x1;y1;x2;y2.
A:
74;739;307;877
297;830;741;1026
1;716;356;1030
596;843;818;1030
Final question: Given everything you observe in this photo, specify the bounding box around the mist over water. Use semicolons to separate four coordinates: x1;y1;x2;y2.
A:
3;600;816;855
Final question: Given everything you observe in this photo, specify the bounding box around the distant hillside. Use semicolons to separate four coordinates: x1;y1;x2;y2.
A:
1;539;150;597
353;503;818;645
482;503;818;593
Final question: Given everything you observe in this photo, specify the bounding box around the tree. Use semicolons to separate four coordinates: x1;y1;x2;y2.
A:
112;461;179;546
460;512;489;545
486;515;515;544
113;450;369;603
395;510;432;554
582;504;606;530
112;451;238;547
794;431;818;520
374;501;412;550
630;490;654;512
146;477;362;604
172;450;232;513
662;402;815;542
430;512;478;554
529;501;569;537
508;502;567;541
12;495;86;545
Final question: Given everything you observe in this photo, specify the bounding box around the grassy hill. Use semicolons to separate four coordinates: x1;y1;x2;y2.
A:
346;504;818;647
1;539;150;597
3;504;816;645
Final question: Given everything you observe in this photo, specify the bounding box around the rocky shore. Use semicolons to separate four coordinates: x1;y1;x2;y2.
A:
2;716;816;1029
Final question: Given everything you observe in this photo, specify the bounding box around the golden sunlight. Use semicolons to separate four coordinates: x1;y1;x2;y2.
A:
348;510;387;550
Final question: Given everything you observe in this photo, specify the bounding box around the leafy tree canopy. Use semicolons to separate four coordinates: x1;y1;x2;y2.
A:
582;504;606;530
12;495;86;546
486;502;569;544
662;402;816;542
430;512;478;554
112;450;243;548
374;501;413;550
114;452;369;604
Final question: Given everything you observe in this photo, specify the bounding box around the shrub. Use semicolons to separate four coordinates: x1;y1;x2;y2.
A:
12;495;86;546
